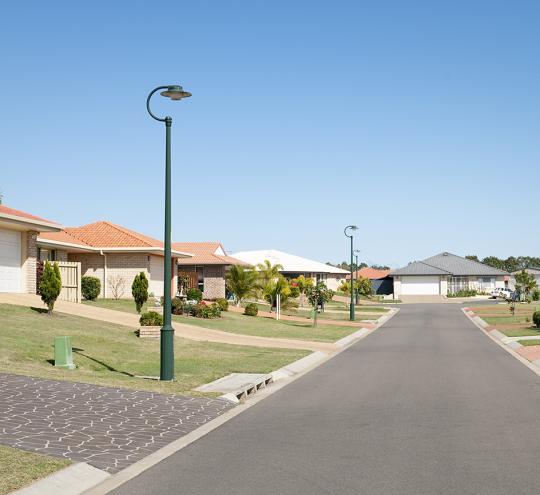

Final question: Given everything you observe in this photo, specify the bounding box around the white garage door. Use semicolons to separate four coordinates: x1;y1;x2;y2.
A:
0;228;22;292
401;276;440;295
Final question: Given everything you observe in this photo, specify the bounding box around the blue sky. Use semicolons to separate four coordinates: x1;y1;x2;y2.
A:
0;1;538;267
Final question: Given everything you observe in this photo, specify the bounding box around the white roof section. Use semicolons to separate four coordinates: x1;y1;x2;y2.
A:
231;249;349;275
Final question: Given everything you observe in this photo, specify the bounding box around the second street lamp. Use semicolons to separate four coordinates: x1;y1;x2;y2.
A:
344;225;358;321
354;249;361;304
146;84;191;381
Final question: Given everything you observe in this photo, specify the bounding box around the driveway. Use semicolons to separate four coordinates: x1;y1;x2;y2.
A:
109;304;540;495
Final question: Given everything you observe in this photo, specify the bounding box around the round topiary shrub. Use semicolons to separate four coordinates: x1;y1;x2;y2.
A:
244;303;258;317
186;287;203;302
171;297;185;315
139;311;163;326
533;311;540;328
81;276;101;301
215;298;229;312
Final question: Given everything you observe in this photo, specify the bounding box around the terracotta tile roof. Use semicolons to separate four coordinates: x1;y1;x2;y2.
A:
0;205;60;226
347;267;391;280
39;221;190;257
64;221;165;248
173;242;248;266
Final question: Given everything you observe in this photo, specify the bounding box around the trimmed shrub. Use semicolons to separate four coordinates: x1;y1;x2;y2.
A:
139;311;163;326
215;298;229;312
39;261;62;315
244;303;258;317
532;289;540;302
132;272;149;314
171;297;185;315
447;289;477;298
81;276;101;301
191;302;221;319
186;287;203;302
533;311;540;328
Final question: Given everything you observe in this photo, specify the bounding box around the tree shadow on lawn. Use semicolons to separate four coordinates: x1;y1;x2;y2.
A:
46;348;135;377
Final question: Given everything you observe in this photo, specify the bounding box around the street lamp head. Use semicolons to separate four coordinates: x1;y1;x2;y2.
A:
160;85;192;101
344;225;358;237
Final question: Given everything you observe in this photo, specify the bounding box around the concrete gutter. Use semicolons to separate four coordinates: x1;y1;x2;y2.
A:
12;463;110;495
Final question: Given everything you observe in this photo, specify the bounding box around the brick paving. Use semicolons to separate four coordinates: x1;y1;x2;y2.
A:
0;373;234;473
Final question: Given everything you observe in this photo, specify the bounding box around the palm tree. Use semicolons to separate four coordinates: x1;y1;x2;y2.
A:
226;265;258;306
255;260;284;298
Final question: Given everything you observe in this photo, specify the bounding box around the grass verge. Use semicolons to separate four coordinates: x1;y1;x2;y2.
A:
0;445;70;495
174;311;357;342
517;340;540;347
0;303;308;395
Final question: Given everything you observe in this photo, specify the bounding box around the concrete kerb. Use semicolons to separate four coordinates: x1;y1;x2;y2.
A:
461;308;540;377
77;307;399;495
12;463;110;495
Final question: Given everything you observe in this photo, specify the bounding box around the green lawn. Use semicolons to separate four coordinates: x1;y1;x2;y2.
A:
241;301;385;322
498;327;540;337
173;311;357;342
0;445;70;495
517;339;540;346
483;316;533;325
82;297;155;314
0;304;308;395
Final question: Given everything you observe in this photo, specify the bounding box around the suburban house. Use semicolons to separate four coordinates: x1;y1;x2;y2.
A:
0;205;62;293
231;249;349;290
38;221;192;298
391;252;510;297
347;267;393;295
172;242;247;300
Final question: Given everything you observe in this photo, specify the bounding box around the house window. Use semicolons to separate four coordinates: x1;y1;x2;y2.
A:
196;266;204;293
448;276;469;293
38;248;56;262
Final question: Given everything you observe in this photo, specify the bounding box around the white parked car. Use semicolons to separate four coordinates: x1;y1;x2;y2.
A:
491;288;513;299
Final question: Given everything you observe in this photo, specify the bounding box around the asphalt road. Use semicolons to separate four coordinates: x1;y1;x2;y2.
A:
111;304;540;495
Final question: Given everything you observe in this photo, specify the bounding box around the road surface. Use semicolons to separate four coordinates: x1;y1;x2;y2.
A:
111;304;540;495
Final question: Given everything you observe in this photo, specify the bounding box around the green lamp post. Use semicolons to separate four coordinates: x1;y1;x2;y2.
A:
354;249;361;305
344;225;358;321
146;84;191;381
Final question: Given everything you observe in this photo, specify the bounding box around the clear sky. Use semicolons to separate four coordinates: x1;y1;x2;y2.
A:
1;1;538;268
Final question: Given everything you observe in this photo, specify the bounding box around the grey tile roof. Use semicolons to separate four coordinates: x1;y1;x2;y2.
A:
390;252;510;277
390;261;451;276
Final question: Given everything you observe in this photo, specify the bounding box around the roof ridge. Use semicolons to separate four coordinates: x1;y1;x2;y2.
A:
418;260;453;274
427;252;509;275
100;221;156;247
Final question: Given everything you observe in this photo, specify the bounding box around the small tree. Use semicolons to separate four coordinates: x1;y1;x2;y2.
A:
132;272;149;314
39;261;62;315
293;275;314;307
514;270;538;302
226;265;258;306
355;276;373;297
107;274;126;300
264;275;298;311
306;282;334;327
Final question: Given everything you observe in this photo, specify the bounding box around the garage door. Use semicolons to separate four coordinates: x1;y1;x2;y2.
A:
0;228;22;292
401;276;440;295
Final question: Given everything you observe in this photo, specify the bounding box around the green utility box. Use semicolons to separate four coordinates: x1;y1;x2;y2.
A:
54;336;76;369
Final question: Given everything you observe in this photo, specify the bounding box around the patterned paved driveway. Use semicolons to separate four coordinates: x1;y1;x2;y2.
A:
0;373;233;472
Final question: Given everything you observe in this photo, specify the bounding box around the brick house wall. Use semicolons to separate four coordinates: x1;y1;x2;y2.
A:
178;264;226;300
24;231;38;293
68;252;151;298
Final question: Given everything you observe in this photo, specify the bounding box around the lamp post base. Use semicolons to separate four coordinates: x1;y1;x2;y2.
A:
160;325;175;381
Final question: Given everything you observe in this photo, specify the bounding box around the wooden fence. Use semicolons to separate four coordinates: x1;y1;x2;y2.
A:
37;261;82;303
58;261;81;303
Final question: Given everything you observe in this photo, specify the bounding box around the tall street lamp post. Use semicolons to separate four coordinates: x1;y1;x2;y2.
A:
344;225;358;321
146;84;191;381
354;249;361;304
